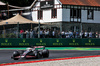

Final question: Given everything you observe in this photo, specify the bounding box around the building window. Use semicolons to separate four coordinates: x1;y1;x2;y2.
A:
70;26;79;32
51;9;57;18
70;9;81;18
87;10;94;19
38;10;43;19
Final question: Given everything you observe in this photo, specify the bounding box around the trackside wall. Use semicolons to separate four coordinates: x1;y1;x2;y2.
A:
0;38;99;47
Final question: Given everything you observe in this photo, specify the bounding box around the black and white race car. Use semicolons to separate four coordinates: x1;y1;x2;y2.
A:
11;46;49;60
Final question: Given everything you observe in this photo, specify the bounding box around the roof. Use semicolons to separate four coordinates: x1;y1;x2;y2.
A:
59;0;100;7
0;14;38;25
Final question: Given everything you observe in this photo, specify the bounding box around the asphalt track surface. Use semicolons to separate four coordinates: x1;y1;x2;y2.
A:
0;50;100;64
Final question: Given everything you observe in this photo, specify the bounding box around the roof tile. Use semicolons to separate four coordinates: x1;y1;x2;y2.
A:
60;0;100;7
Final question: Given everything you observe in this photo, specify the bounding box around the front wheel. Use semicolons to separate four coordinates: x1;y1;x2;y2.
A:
11;51;20;60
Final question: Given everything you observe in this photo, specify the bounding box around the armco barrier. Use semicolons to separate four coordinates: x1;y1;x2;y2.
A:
0;38;100;47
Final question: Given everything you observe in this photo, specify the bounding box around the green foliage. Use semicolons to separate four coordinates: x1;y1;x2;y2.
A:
6;33;16;38
0;33;16;38
1;0;34;7
0;34;3;38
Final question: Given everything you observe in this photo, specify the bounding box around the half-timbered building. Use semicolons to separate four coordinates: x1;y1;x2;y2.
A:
31;0;100;32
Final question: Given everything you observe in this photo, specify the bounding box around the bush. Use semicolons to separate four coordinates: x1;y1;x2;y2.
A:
0;34;3;38
6;33;16;38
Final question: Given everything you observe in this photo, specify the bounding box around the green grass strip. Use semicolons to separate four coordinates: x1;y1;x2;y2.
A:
0;47;100;51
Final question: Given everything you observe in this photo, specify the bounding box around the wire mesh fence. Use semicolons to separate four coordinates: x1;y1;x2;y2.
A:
0;27;17;38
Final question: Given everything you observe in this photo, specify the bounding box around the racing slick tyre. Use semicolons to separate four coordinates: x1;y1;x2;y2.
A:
11;51;20;60
42;49;49;58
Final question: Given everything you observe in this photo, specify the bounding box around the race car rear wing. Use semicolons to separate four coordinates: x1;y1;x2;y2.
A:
33;46;45;50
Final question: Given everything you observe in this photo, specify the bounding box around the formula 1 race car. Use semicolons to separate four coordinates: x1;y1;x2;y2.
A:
11;46;49;60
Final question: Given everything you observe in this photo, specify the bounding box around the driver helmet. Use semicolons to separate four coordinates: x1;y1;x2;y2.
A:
27;48;32;51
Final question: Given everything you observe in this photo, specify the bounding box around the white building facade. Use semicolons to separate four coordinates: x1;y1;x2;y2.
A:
31;0;100;32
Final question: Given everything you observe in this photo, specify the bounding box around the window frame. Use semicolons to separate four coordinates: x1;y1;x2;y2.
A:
87;9;94;20
70;8;81;18
51;8;57;18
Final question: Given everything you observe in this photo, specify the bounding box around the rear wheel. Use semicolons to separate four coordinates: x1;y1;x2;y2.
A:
42;49;49;58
